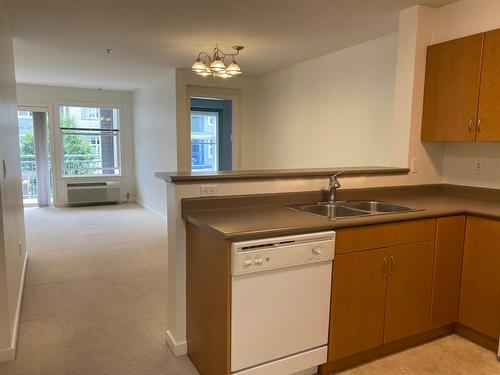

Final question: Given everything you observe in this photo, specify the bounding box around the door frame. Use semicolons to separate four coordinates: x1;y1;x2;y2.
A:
185;86;241;170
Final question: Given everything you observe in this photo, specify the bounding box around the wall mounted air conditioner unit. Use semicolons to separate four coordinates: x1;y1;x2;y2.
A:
66;181;121;206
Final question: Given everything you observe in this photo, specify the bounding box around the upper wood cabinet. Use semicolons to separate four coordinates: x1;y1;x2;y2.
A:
477;29;500;140
422;28;500;141
421;34;484;141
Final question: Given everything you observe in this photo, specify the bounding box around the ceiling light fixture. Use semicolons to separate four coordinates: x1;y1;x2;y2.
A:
192;46;244;78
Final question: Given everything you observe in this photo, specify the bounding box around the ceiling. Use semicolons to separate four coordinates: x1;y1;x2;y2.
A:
5;0;457;91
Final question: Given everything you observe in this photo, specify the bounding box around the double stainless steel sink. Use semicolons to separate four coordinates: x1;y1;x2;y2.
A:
290;200;419;219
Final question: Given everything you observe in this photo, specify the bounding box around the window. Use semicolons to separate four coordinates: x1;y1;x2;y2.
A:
190;111;218;171
81;107;99;120
59;105;120;176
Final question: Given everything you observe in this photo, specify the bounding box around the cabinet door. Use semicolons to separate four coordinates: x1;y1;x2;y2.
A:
458;217;500;339
430;216;466;329
329;249;388;360
421;34;483;141
477;29;500;141
384;241;435;343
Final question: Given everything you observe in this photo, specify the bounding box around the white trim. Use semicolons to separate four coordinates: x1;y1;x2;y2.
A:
136;199;166;223
0;251;28;363
166;329;187;356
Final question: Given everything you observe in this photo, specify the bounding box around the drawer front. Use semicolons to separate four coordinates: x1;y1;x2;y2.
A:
336;219;436;254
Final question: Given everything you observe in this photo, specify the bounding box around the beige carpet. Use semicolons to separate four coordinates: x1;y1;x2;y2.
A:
0;204;198;375
0;204;498;375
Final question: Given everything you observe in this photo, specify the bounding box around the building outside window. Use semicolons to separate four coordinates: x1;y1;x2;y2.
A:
59;105;120;176
190;111;218;171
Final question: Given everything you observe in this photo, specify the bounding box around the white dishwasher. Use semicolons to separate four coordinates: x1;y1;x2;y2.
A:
231;231;335;375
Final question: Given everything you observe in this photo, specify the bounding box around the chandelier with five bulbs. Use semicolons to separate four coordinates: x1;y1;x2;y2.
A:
191;46;244;78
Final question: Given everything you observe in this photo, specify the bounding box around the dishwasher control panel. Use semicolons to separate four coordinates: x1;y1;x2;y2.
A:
231;231;335;275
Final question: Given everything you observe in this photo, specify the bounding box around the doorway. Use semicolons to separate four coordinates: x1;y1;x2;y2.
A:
17;108;53;206
190;98;232;171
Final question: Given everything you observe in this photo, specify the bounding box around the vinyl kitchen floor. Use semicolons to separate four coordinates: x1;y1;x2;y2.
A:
0;204;498;375
338;335;499;375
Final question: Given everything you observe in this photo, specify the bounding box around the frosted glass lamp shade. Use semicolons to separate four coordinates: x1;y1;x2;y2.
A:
226;62;242;75
210;59;226;72
192;59;208;73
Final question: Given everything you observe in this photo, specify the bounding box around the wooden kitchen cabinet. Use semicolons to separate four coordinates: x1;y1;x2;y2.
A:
430;216;466;329
422;27;500;142
421;33;484;141
458;216;500;340
477;29;500;141
329;219;437;361
329;249;388;360
384;241;435;343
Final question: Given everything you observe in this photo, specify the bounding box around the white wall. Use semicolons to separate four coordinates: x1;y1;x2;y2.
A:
254;34;397;169
0;0;28;361
133;71;177;218
431;0;500;188
16;84;136;205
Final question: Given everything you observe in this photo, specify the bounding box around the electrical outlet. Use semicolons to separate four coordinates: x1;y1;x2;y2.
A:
200;184;218;197
410;158;418;173
473;159;485;175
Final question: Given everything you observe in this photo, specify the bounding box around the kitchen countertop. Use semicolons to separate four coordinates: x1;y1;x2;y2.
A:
156;166;409;183
183;188;500;240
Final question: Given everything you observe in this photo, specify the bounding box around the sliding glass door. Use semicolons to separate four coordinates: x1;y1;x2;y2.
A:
17;108;52;206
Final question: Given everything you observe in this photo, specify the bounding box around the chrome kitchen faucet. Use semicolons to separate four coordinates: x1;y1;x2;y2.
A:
328;171;344;204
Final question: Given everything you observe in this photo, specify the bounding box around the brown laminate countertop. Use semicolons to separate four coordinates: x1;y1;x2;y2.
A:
184;187;500;240
156;166;409;183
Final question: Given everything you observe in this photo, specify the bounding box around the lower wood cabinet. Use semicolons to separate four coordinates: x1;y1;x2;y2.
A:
384;241;435;343
329;249;387;359
430;216;466;329
330;240;435;360
458;216;500;340
329;219;437;361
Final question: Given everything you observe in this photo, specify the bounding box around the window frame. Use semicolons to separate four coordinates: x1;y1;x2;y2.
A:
57;103;123;178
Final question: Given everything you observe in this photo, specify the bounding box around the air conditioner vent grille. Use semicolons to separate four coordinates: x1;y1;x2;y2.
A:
66;181;121;206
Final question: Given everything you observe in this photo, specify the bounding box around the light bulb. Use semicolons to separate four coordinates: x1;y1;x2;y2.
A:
216;71;232;78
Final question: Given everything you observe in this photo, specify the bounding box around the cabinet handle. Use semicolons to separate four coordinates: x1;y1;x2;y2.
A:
477;119;481;133
468;119;473;133
383;257;388;277
389;256;395;275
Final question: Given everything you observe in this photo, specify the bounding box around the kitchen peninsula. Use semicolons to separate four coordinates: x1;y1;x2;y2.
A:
156;167;500;375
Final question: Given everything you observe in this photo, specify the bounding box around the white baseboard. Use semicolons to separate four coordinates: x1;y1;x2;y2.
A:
136;199;166;223
0;251;28;363
166;330;187;356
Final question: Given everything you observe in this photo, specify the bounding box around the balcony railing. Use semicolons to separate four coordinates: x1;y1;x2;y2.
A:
21;155;37;201
63;154;117;176
20;154;116;202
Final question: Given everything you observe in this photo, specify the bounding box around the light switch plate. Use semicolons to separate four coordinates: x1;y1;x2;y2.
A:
200;184;218;197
